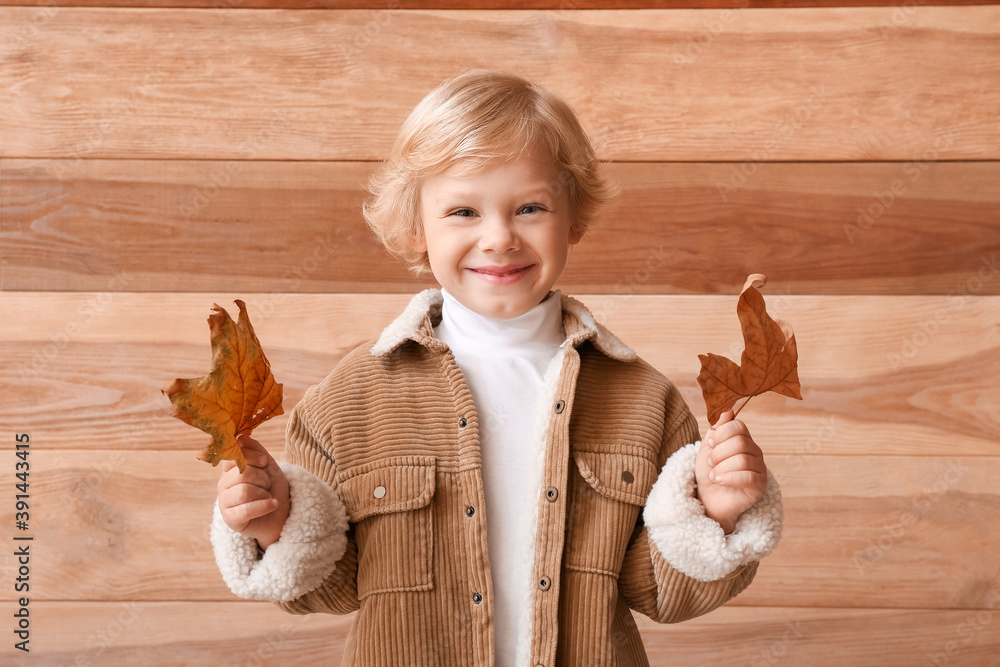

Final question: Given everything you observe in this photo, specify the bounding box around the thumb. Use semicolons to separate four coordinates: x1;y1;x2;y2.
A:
236;433;265;454
712;409;735;431
236;433;274;469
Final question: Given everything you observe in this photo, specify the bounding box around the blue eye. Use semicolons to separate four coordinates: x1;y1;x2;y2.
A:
520;205;544;215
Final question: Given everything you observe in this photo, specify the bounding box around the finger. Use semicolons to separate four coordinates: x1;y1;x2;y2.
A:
245;465;273;490
220;482;276;509
705;410;736;447
708;441;763;471
711;417;751;443
712;409;735;430
219;466;273;495
236;434;273;469
708;432;761;460
224;497;281;527
218;463;247;494
237;433;265;454
710;468;766;492
708;451;765;479
219;444;268;477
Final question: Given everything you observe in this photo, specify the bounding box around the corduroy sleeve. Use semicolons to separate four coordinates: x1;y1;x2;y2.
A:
209;381;360;615
617;394;782;624
272;382;360;615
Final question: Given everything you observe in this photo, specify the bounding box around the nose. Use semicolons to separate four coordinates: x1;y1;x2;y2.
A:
478;214;520;253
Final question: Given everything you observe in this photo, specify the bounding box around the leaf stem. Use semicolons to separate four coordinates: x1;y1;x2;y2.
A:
732;395;752;419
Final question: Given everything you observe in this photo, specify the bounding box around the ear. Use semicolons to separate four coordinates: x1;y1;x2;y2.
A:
408;224;428;253
568;223;585;245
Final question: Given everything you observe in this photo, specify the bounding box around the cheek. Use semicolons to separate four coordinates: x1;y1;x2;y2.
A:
541;234;570;263
424;228;465;264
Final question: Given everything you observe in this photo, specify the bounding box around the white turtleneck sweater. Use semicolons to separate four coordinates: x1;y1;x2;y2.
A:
433;287;565;667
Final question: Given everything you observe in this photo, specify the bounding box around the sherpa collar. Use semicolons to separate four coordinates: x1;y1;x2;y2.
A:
370;287;637;362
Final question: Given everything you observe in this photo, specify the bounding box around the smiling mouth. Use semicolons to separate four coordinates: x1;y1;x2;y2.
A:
471;266;532;276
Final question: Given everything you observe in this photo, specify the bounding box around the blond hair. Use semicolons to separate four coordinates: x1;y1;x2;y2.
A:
362;68;621;277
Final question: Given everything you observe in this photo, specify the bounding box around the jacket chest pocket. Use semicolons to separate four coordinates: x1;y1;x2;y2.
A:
337;456;436;599
564;447;658;577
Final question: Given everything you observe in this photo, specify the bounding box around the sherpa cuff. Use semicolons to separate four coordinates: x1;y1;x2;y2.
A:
643;441;783;582
210;460;349;602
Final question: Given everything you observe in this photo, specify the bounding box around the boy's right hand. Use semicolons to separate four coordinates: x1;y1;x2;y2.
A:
217;434;290;551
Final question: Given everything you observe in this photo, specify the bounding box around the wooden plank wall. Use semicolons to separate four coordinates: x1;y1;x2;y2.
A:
2;1;999;665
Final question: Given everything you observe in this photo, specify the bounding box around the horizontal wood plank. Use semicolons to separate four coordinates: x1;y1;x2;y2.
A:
3;0;997;8
0;451;997;610
2;8;999;160
4;293;998;456
8;601;351;666
1;603;997;665
636;605;1000;666
3;159;999;294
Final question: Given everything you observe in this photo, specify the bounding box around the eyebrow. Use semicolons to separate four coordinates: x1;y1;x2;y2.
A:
435;188;554;203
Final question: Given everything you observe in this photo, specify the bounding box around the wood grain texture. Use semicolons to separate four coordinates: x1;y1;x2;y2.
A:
4;293;998;456
7;601;351;666
3;0;997;8
0;449;996;610
3;159;998;294
635;606;1000;666
2;0;996;662
2;7;999;160
0;603;997;665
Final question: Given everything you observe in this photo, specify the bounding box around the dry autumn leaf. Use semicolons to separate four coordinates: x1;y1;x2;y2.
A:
697;274;802;426
162;300;283;473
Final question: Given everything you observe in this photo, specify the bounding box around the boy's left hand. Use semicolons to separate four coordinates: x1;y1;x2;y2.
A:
694;410;768;534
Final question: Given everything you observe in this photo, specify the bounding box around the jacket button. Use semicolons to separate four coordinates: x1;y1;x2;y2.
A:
458;417;467;428
539;576;551;591
465;505;475;517
373;485;386;499
472;592;482;604
622;470;634;484
554;399;565;414
545;487;558;502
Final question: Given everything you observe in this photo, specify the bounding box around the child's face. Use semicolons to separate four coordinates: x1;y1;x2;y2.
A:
415;149;583;320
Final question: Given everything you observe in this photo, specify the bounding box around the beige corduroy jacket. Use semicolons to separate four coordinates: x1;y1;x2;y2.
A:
211;288;783;667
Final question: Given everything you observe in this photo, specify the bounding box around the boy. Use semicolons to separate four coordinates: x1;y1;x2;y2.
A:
212;68;782;666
